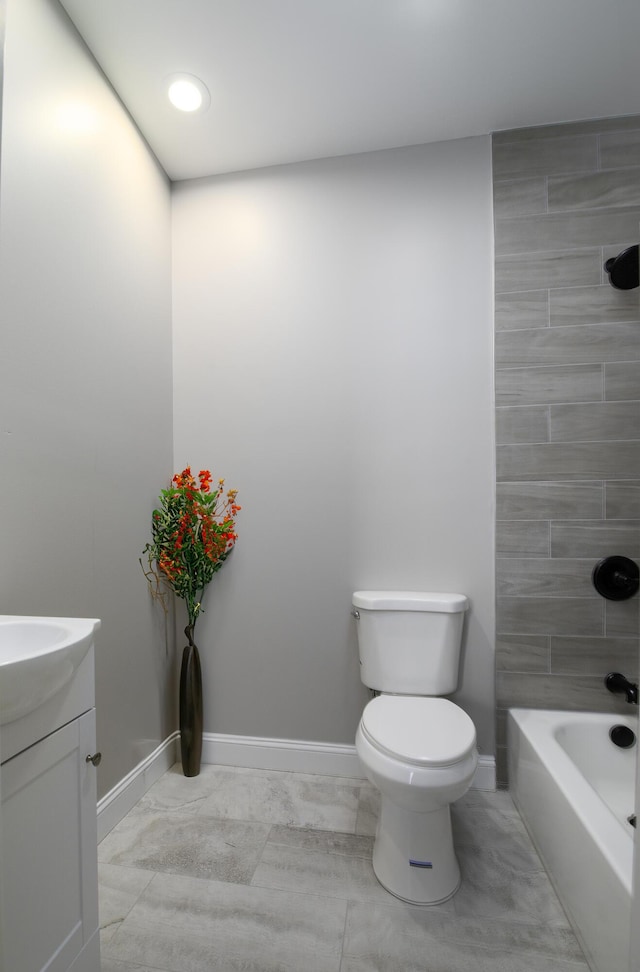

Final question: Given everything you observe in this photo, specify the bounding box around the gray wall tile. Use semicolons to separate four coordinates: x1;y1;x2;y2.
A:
550;635;638;676
496;482;603;520
547;169;640;211
493;118;640;753
496;521;549;557
492;136;598;180
549;401;640;442
497;671;629;712
497;596;603;636
550;520;640;558
493;179;547;218
496;634;550;673
606;482;640;519
497;559;596;597
600;130;640;169
605;599;640;638
495;292;549;331
497;441;640;482
550;285;639;326
605;362;640;401
493;117;640;144
495;364;603;407
496;406;548;444
496;322;640;369
495;208;640;256
495;249;601;293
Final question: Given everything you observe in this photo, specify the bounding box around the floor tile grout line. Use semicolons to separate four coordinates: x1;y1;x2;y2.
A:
250;821;275;883
338;898;351;972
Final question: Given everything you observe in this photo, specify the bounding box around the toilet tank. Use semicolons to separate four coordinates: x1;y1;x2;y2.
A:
352;591;469;695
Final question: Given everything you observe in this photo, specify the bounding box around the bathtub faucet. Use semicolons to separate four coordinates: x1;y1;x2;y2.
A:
605;672;639;705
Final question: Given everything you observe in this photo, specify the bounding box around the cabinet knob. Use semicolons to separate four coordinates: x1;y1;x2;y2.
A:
86;752;102;767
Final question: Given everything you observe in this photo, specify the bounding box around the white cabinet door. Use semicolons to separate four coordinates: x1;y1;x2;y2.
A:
1;710;99;972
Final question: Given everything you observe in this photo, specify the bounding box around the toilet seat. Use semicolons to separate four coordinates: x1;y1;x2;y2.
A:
361;696;476;768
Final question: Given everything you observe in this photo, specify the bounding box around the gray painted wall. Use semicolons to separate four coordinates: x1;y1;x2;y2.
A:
0;0;175;798
171;140;497;756
493;116;640;782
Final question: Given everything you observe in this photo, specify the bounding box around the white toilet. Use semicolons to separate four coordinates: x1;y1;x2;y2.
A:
353;590;477;905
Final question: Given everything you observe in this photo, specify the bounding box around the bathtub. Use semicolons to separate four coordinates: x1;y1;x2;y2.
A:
508;708;637;972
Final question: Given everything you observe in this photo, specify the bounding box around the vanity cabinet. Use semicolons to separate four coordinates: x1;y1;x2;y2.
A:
1;709;100;971
0;636;100;972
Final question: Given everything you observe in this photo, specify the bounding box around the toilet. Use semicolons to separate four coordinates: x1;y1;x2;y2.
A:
353;590;477;905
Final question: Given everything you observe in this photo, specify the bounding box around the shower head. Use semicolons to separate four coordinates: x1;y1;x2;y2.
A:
604;244;639;290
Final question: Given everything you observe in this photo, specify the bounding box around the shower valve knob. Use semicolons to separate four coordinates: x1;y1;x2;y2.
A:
592;556;639;600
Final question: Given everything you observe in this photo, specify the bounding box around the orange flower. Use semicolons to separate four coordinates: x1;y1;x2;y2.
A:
143;464;241;629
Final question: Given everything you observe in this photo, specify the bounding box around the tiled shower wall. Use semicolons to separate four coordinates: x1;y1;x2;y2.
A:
493;116;640;784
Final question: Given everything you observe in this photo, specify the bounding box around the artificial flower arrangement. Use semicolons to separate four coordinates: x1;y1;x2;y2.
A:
141;466;241;636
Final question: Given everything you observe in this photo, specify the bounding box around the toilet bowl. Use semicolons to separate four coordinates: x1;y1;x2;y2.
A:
352;590;477;905
356;695;477;904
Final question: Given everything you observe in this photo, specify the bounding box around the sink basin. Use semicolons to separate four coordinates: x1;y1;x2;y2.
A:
0;616;101;726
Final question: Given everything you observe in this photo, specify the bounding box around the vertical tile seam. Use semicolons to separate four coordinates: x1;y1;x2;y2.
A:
545;517;551;558
546;287;551;326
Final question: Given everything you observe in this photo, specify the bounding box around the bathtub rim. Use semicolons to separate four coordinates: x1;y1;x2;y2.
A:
508;706;634;895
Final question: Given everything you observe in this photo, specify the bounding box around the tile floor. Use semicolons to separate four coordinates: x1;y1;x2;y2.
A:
98;764;590;971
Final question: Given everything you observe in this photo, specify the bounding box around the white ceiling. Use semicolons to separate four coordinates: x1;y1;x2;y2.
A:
59;0;640;183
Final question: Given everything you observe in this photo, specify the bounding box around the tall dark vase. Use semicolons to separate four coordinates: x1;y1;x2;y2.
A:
179;624;203;777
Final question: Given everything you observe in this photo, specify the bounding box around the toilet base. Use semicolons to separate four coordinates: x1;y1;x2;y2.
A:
372;797;461;905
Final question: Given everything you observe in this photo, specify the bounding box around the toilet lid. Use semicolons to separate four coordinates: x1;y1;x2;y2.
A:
361;696;476;767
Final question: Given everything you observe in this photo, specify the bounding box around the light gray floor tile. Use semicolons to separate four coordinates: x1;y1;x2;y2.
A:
99;863;156;945
454;787;520;815
267;825;374;858
137;764;360;832
131;764;218;814
451;803;538;864
341;900;590;972
100;959;166;972
355;784;380;836
99;809;270;884
453;843;570;925
104;872;346;972
252;840;395;905
196;767;360;832
98;764;590;970
200;771;359;833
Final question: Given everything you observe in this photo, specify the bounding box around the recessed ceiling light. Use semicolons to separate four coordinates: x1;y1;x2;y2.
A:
166;74;210;114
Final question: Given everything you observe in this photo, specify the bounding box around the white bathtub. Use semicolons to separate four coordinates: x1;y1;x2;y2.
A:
508;708;637;972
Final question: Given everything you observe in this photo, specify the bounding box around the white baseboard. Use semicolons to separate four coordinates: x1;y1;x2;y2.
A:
473;755;496;791
201;732;364;778
202;732;496;791
97;732;179;842
96;731;496;839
